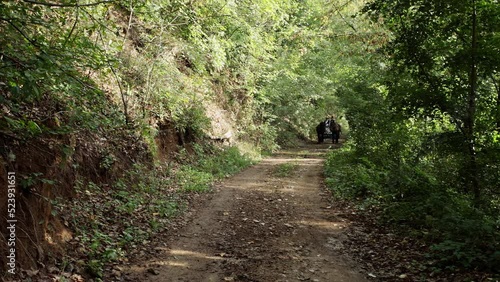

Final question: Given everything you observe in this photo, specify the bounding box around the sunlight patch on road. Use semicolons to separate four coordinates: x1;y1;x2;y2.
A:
137;249;226;271
263;157;307;164
169;249;226;261
150;260;190;267
295;219;347;231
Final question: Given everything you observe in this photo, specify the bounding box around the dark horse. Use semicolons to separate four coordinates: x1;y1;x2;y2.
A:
330;121;341;144
316;121;326;143
316;119;341;144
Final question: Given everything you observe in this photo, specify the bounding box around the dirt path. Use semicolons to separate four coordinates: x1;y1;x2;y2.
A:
121;142;367;282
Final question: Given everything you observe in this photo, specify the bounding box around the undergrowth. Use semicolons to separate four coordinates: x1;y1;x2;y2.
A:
57;144;254;280
324;144;500;277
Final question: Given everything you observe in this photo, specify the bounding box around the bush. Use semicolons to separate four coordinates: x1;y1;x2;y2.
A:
324;143;500;273
325;146;386;200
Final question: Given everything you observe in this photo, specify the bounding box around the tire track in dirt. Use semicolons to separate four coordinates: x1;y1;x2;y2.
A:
122;142;367;282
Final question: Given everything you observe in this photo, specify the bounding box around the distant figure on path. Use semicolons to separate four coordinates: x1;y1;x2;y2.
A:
316;121;326;143
330;120;341;144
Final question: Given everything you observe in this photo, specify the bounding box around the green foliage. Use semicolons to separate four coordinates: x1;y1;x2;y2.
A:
4;0;498;277
175;166;213;192
19;172;56;193
319;0;500;274
82;228;124;278
86;259;104;278
325;142;500;272
0;0;370;151
63;144;253;277
363;0;500;203
0;0;124;140
66;167;178;277
175;145;254;192
430;224;499;271
99;152;116;170
197;146;254;178
244;122;280;154
325;145;387;200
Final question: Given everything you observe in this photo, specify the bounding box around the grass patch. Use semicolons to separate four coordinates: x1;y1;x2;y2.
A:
273;162;299;177
197;146;254;178
176;166;213;192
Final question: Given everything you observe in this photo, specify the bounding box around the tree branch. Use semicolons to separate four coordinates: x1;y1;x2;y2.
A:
1;17;40;48
22;0;116;7
63;4;80;47
326;0;358;33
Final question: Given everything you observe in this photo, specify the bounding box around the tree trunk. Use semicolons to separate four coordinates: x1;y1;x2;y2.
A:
498;78;500;131
466;0;480;205
494;75;500;131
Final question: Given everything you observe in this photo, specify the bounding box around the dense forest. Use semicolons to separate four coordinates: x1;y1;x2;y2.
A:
0;0;498;280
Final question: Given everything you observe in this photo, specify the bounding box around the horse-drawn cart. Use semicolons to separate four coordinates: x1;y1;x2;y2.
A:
316;119;341;143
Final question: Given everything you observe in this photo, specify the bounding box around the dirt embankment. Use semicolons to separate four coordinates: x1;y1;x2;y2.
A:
118;142;367;282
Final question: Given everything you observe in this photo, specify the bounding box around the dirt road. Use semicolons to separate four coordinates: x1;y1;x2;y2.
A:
122;142;367;282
